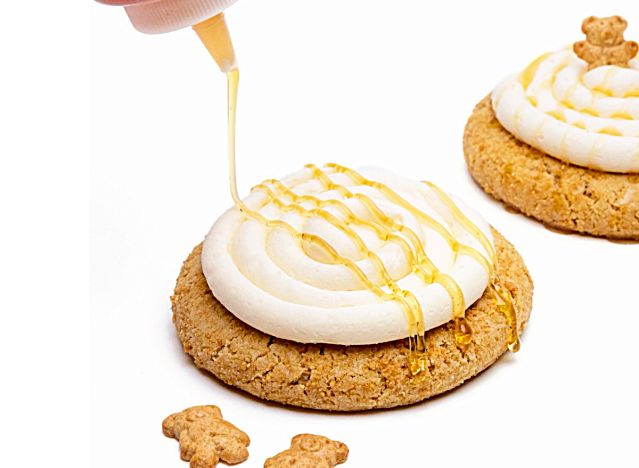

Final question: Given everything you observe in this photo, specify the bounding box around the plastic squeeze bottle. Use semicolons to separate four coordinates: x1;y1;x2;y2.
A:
95;0;239;73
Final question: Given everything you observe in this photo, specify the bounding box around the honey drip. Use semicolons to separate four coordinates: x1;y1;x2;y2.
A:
225;69;519;377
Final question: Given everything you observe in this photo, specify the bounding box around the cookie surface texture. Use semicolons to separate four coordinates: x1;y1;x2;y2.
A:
171;229;533;411
464;96;639;240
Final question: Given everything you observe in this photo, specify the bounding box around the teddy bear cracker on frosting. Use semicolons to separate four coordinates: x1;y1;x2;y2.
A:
573;15;638;70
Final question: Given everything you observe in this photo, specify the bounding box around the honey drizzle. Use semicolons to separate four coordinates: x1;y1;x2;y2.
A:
325;166;518;351
422;182;520;352
227;68;241;204
520;52;635;137
253;181;428;371
225;69;519;377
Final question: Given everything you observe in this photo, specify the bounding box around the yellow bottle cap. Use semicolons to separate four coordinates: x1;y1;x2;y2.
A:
192;12;238;73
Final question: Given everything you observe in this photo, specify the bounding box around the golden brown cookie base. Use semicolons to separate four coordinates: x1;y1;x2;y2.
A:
464;96;639;240
171;230;533;411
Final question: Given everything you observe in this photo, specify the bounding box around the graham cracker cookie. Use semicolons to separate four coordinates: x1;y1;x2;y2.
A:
170;229;533;411
464;96;639;240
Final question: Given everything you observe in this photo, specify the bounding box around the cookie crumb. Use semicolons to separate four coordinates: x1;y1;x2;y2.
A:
264;434;348;468
162;405;250;467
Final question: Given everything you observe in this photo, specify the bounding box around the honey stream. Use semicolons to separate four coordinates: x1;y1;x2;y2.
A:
225;69;519;377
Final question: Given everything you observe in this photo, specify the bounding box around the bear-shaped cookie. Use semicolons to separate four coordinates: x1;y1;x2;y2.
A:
264;434;349;468
574;15;638;70
162;405;250;468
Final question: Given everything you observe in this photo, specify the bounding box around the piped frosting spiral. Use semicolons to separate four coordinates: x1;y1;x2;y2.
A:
492;48;639;173
202;165;495;346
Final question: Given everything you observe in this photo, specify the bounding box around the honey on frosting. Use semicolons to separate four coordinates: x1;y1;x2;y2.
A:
220;69;519;377
492;16;639;173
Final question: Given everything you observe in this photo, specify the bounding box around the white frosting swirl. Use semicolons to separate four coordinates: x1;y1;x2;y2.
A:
492;48;639;173
201;166;494;345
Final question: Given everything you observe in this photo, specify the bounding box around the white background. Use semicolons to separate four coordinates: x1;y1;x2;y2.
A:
8;0;639;467
91;1;637;467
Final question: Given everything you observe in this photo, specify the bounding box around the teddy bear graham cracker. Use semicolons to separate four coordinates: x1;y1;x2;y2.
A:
162;405;250;468
264;434;349;468
574;15;638;70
